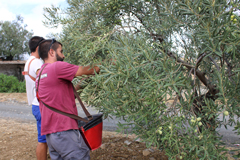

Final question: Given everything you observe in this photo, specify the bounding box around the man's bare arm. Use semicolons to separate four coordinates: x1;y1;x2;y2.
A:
75;66;100;77
74;83;82;91
74;65;100;92
36;69;40;76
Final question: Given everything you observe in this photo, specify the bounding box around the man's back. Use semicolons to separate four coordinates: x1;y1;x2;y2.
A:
24;56;43;105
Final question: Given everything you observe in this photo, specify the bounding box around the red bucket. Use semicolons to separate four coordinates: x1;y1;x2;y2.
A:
79;114;103;150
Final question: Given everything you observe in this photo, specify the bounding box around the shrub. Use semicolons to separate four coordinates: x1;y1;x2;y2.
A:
0;74;26;93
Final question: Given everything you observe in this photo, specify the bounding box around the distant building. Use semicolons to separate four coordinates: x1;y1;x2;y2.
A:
0;60;26;81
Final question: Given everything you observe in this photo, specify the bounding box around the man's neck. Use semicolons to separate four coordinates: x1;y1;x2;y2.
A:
31;52;40;59
44;59;56;64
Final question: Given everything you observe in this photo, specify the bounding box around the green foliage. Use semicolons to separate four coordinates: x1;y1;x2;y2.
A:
44;0;240;159
232;122;240;158
0;74;26;93
0;15;33;60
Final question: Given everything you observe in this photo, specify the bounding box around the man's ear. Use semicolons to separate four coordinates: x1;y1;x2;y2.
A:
49;49;55;57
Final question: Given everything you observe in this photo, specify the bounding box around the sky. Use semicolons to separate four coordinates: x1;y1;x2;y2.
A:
0;0;68;38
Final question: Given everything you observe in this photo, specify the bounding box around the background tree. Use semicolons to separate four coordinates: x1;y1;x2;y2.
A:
0;15;33;60
44;0;240;159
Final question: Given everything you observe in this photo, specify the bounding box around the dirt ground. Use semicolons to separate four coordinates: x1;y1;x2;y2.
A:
0;118;169;160
0;93;239;160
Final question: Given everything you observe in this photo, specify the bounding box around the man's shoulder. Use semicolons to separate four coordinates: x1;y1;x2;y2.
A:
26;57;43;74
55;61;71;65
31;58;43;66
26;56;42;63
53;61;78;78
25;56;35;63
54;61;77;68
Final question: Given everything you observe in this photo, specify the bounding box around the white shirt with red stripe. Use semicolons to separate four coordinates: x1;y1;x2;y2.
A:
24;56;43;105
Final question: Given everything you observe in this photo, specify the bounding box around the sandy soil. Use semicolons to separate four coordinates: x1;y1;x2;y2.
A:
0;93;239;160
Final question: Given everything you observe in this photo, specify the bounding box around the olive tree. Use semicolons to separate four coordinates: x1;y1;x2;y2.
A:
44;0;240;159
0;15;33;60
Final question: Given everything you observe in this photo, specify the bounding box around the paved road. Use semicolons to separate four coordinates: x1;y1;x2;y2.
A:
0;102;125;131
0;102;239;147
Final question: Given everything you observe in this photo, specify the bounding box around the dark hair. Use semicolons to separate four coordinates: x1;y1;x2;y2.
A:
38;39;62;60
28;36;45;52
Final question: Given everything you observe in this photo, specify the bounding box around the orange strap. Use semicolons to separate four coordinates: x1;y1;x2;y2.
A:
22;58;36;81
